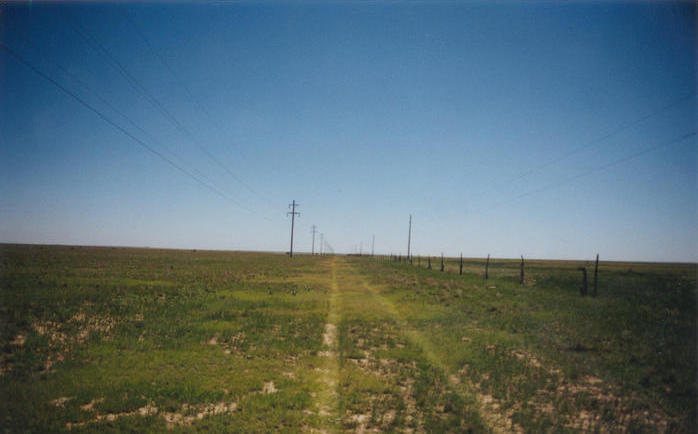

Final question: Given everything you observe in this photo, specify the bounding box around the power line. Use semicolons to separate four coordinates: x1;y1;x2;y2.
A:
117;9;279;210
399;131;694;255
5;25;280;225
471;92;695;202
484;131;696;213
119;8;223;133
418;92;695;229
0;42;253;211
5;25;221;193
60;8;273;214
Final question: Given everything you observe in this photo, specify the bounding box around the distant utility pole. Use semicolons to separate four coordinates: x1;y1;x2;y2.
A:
407;214;412;260
311;225;317;255
287;200;300;257
371;234;375;257
593;254;599;297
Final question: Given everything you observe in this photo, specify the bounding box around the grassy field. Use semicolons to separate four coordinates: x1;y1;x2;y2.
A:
0;244;695;432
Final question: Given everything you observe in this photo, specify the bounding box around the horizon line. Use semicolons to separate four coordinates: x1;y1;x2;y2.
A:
1;242;695;265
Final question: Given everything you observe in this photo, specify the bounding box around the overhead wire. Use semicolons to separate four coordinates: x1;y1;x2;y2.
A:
470;92;695;201
119;9;276;208
4;24;219;191
0;42;256;213
419;92;696;228
410;91;696;232
62;7;279;214
482;131;696;214
403;130;695;257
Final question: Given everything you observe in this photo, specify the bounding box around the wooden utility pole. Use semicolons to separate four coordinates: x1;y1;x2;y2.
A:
311;225;317;255
485;254;490;279
287;200;300;257
593;254;599;297
407;215;412;262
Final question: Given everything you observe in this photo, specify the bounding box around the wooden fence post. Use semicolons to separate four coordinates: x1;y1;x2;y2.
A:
459;253;463;275
520;256;524;285
578;267;588;296
593;254;599;297
428;256;432;270
440;253;444;272
485;254;490;279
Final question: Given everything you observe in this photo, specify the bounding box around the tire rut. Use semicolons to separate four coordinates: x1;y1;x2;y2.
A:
349;261;520;433
311;257;341;432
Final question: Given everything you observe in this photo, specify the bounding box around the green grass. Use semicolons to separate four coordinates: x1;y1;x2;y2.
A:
0;244;695;432
359;255;696;432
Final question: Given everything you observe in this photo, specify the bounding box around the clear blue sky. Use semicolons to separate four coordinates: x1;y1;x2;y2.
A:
1;1;695;262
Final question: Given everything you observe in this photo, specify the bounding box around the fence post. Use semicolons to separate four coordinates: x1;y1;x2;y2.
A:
578;267;588;296
520;256;524;285
485;254;490;279
459;253;463;275
428;256;432;269
593;254;599;297
418;256;421;267
440;253;444;272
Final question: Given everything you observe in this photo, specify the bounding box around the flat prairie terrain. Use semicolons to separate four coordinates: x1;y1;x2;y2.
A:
0;245;695;432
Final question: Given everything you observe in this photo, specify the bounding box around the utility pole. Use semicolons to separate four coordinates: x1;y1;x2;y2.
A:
407;214;412;261
287;200;300;257
485;254;490;279
371;234;375;256
593;254;599;297
311;225;317;255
